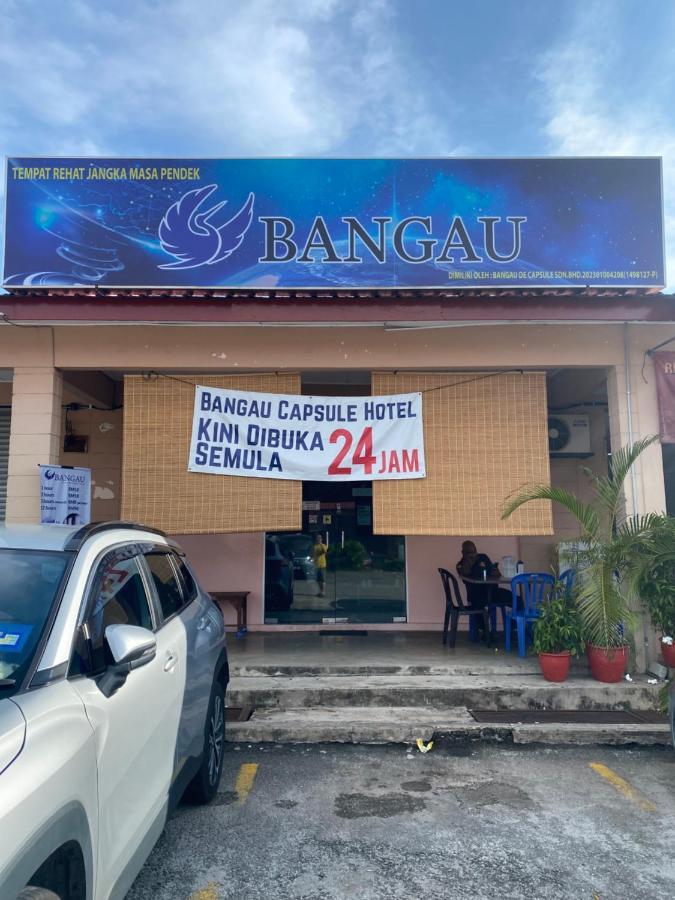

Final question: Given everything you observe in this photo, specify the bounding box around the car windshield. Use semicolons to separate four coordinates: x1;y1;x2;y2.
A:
278;534;314;558
0;549;72;695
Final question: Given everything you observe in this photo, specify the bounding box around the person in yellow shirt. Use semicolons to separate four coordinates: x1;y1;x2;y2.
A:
313;533;328;597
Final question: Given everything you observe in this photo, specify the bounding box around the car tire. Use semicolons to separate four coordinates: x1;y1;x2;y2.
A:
184;680;225;804
17;888;62;900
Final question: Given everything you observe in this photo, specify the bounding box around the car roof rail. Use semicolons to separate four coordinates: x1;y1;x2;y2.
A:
65;521;168;552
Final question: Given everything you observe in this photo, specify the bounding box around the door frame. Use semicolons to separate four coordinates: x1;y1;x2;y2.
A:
262;490;409;626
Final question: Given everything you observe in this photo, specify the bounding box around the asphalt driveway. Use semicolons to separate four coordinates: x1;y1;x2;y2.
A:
128;741;675;900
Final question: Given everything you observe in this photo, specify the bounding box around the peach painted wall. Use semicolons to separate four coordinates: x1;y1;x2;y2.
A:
170;532;264;627
164;531;518;628
0;321;669;374
60;408;123;521
25;322;639;369
519;407;609;573
0;321;667;530
406;535;519;626
1;321;667;635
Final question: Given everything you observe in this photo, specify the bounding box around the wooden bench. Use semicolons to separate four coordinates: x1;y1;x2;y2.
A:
211;591;249;638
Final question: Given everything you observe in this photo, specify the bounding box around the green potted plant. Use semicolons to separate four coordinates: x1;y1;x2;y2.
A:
503;436;669;683
327;539;368;571
638;524;675;668
532;586;584;681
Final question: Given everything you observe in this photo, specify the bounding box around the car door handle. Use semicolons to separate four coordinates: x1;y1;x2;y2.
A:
164;652;178;672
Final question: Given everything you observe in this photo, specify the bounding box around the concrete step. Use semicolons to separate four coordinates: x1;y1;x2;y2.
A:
227;674;661;712
508;722;671;746
226;705;671;746
229;658;590;678
228;706;480;744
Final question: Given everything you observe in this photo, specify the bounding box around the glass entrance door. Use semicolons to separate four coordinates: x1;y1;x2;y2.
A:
264;481;406;624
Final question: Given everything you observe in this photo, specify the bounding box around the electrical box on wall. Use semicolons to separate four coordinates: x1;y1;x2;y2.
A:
63;434;88;453
548;414;592;457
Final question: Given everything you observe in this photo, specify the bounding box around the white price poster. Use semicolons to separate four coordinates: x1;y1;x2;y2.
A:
40;465;91;525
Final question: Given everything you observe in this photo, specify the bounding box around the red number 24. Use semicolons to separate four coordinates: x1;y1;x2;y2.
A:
328;427;376;476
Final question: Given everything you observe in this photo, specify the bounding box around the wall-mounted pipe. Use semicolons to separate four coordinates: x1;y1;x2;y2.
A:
625;323;650;669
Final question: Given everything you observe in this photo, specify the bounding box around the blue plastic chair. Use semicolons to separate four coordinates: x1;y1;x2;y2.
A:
505;573;555;657
487;596;508;640
559;568;576;597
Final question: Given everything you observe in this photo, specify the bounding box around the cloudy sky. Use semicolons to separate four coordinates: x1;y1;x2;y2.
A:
1;0;674;286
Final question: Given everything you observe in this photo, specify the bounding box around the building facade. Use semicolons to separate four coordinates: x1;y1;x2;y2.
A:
1;155;671;670
1;290;673;670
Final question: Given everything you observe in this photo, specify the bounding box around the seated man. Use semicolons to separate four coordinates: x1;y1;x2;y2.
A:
456;541;512;609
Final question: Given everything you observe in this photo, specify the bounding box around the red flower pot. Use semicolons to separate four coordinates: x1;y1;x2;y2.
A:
586;643;629;683
538;651;571;682
661;641;675;668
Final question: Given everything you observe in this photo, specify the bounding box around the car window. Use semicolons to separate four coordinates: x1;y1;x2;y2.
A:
173;554;198;603
83;553;154;675
0;549;72;695
278;534;314;558
145;552;184;621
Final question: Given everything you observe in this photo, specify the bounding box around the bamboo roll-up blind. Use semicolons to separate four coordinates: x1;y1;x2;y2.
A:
372;371;552;536
121;374;301;534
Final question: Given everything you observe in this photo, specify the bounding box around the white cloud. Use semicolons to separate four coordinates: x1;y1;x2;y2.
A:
0;0;468;289
535;0;675;290
0;0;460;158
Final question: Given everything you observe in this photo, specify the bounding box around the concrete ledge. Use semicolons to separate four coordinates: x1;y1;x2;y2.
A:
227;706;498;744
230;662;555;677
227;674;661;712
230;659;593;677
511;722;671;746
226;705;672;746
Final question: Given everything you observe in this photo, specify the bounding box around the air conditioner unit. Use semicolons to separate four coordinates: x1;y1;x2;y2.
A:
548;414;591;456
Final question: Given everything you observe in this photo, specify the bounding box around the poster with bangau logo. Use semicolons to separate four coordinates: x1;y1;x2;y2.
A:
39;465;91;525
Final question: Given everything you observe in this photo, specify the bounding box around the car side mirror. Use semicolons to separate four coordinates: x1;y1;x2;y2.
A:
98;625;156;698
106;624;156;666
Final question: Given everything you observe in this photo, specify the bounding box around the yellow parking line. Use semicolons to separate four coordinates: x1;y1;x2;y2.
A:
235;762;259;804
189;882;219;900
589;762;657;812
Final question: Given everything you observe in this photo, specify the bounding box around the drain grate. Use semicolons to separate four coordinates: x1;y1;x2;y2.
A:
319;629;369;636
630;710;670;724
226;706;254;723
469;709;668;725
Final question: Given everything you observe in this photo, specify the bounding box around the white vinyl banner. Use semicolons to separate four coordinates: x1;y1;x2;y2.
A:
188;386;426;481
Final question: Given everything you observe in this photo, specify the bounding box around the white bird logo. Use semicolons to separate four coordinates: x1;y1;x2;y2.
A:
158;184;255;269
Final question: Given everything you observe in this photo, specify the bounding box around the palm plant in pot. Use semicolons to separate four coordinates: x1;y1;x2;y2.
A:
503;436;666;683
638;516;675;668
531;584;584;682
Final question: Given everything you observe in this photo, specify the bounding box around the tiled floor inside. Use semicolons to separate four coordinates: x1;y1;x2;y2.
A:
226;630;566;675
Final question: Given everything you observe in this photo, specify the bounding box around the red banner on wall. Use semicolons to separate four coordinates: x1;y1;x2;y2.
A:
653;352;675;443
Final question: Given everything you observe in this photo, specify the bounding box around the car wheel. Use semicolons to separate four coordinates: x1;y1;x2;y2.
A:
184;680;225;804
17;888;62;900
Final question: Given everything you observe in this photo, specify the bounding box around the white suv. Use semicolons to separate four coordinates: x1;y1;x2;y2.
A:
0;522;229;900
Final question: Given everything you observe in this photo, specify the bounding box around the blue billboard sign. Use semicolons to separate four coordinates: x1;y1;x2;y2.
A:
3;157;665;290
